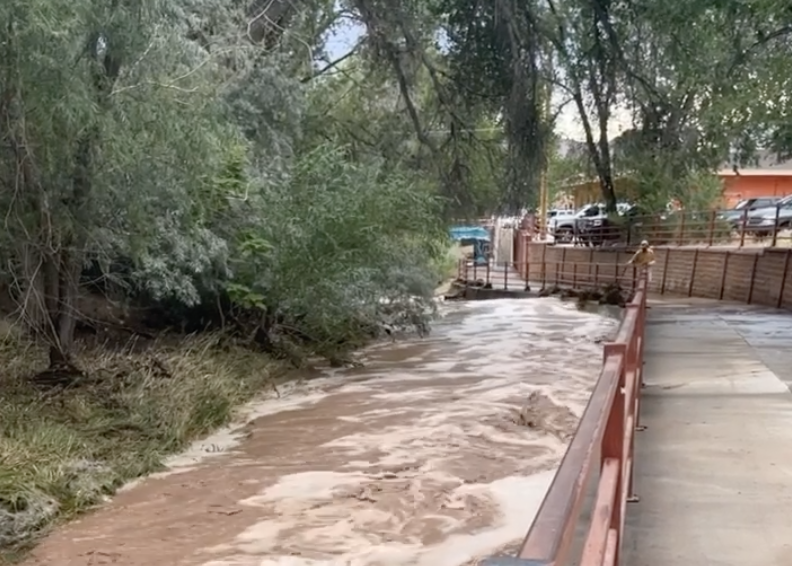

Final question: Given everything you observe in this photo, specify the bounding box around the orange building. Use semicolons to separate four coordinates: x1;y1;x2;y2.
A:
562;169;792;209
717;169;792;207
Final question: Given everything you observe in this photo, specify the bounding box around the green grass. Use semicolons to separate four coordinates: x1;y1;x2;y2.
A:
0;326;284;559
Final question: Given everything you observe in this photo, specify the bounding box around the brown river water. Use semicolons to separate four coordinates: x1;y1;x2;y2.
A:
23;298;618;566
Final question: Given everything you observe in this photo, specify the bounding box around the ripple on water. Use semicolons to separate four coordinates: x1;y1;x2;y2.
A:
19;297;619;566
194;297;617;566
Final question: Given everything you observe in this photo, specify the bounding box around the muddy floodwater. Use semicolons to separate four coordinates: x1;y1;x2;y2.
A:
23;298;618;566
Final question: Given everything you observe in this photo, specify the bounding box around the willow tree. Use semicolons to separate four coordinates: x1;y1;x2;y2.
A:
0;0;234;370
437;0;552;214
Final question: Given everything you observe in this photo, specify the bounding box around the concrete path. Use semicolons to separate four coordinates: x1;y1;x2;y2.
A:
622;298;792;566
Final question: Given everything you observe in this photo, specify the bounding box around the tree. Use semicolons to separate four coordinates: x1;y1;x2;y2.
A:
0;0;235;368
0;0;452;373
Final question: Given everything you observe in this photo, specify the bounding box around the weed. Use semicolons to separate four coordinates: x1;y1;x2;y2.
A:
0;326;283;557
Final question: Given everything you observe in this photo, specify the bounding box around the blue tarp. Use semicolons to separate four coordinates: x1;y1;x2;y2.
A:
448;226;491;242
449;226;490;265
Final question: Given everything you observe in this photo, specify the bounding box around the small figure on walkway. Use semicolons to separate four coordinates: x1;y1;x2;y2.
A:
628;240;656;282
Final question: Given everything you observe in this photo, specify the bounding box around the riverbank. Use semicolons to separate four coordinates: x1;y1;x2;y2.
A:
13;297;618;566
0;325;289;561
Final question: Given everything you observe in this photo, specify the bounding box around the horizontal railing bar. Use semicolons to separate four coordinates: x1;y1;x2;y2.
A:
581;457;620;566
490;271;648;566
518;353;624;561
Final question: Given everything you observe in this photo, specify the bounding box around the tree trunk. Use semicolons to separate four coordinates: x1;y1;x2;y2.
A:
573;89;618;211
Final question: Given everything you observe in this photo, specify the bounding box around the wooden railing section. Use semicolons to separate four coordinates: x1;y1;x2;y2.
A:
482;274;648;566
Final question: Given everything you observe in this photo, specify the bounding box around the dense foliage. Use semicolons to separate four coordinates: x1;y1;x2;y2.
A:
0;0;454;369
3;0;792;368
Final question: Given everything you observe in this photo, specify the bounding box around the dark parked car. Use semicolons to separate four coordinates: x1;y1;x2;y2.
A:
553;203;634;243
719;197;780;228
577;204;645;247
744;195;792;236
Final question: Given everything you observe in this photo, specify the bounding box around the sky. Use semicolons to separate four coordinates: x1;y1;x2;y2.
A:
323;22;633;142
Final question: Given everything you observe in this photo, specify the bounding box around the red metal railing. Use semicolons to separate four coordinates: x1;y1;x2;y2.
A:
482;273;648;566
458;260;643;292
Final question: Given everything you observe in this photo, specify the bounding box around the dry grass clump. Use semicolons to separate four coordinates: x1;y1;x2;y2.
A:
0;325;282;559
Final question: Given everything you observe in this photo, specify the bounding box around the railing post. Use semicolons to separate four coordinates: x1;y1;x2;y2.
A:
486;260;491;287
504;261;509;290
772;205;781;247
707;210;716;246
739;210;747;248
541;244;547;286
677;212;686;246
561;247;567;285
660;248;670;294
778;249;791;309
747;253;759;304
473;261;478;282
542;260;547;288
524;235;531;281
687;249;699;297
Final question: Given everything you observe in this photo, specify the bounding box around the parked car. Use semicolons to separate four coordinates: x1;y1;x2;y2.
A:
577;204;645;247
745;195;792;236
719;197;780;228
545;208;576;234
552;202;633;244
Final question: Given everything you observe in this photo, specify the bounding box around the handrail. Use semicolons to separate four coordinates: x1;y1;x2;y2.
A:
483;274;648;566
458;260;642;292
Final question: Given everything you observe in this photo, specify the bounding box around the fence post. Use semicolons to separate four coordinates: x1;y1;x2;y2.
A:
778;249;791;309
504;261;509;290
561;247;567;285
747;253;759;304
486;261;491;287
739;210;747;248
719;251;730;300
772;205;781;247
677;213;686;246
573;263;578;288
660;249;670;294
707;210;717;246
541;244;547;286
687;249;699;297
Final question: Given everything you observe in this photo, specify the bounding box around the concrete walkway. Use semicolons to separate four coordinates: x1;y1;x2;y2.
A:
622;298;792;566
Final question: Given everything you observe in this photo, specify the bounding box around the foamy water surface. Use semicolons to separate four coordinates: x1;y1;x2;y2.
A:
23;297;618;566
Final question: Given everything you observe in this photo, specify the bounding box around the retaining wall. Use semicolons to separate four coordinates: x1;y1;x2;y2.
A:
519;240;792;309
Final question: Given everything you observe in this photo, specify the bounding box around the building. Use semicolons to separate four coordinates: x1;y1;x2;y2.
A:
552;142;792;209
717;168;792;207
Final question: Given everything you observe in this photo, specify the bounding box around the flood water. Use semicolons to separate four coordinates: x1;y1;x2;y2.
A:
23;298;619;566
